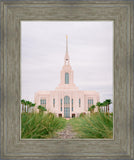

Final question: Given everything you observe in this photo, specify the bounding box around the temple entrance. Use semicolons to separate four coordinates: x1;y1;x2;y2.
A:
72;114;75;118
59;114;62;117
64;96;70;118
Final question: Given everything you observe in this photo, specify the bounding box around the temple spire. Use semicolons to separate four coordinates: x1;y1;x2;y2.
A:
66;35;68;53
64;35;70;65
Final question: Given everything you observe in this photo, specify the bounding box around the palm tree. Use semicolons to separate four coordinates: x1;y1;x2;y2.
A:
100;103;104;112
106;99;112;115
26;101;31;112
88;105;95;113
96;102;101;112
24;101;27;112
31;103;36;108
38;105;47;113
30;103;36;112
92;105;95;113
21;99;25;112
103;100;108;113
21;99;27;112
88;107;92;113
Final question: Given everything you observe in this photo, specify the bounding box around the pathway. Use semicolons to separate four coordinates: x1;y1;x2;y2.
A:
54;123;78;139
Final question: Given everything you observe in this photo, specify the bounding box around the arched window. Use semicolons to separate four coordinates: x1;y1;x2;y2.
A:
64;96;70;118
53;99;55;107
40;99;46;105
64;96;70;104
60;99;62;111
79;98;81;107
72;99;73;111
88;99;93;109
65;72;69;84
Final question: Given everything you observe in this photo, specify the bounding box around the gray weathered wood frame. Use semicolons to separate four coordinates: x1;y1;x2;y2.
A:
0;0;133;159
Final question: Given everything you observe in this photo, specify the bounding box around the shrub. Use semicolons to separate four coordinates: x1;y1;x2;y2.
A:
79;112;86;117
38;105;47;113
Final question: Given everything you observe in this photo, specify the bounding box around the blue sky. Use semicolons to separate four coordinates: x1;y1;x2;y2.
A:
21;21;113;111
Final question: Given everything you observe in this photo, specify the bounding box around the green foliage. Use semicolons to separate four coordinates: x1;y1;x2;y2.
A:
96;99;112;113
79;112;86;117
88;105;96;113
38;105;47;113
106;99;112;105
91;105;95;109
96;102;101;112
21;99;36;112
21;112;66;139
69;112;113;139
96;102;101;106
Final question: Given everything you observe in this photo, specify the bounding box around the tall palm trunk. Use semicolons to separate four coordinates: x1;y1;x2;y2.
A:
22;104;24;112
108;105;109;115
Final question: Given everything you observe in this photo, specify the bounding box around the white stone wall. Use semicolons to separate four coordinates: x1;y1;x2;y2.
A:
34;90;100;118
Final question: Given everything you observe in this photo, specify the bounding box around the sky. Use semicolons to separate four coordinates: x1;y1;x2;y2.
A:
21;21;113;111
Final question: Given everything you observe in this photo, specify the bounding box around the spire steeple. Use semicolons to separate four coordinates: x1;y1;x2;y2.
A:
55;35;79;90
64;35;70;65
66;35;68;53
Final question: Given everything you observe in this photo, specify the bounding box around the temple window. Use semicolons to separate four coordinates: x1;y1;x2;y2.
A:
53;98;55;107
88;99;93;108
72;107;73;111
61;99;62;107
40;99;46;105
88;99;90;109
72;99;73;111
79;98;81;107
65;72;69;84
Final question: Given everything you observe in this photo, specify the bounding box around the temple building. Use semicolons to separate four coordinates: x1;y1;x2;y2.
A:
34;36;100;118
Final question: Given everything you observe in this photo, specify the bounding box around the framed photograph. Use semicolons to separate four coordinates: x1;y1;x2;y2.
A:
1;0;133;159
21;21;113;139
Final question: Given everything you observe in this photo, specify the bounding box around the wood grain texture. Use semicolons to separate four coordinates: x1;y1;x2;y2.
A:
0;0;133;159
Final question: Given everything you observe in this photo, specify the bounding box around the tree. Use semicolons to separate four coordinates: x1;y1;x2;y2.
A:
100;103;104;112
26;101;31;112
21;99;25;112
103;100;108;113
21;99;36;113
105;99;112;115
21;99;27;112
26;101;35;112
24;101;27;112
88;105;95;113
31;103;36;107
91;105;95;113
29;103;36;112
38;105;47;113
96;102;101;112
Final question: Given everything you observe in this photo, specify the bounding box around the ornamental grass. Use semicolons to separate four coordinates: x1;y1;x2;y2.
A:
21;112;66;139
69;112;113;138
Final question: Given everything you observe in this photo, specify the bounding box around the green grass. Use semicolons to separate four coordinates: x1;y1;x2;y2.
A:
69;112;113;139
21;112;66;139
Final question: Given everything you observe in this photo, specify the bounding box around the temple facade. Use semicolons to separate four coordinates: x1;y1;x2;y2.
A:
34;36;100;118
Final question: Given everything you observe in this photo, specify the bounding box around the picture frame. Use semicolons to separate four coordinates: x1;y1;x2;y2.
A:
0;0;133;159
